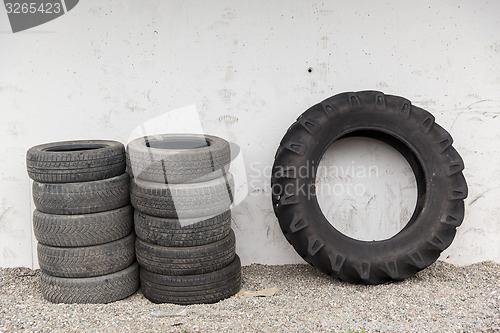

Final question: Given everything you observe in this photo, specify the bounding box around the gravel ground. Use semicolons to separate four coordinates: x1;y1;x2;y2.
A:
0;261;498;333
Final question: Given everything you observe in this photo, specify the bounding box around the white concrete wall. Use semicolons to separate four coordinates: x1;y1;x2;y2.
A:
0;0;498;268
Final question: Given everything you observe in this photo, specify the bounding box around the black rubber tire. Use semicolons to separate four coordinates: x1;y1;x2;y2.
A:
32;173;130;215
136;229;235;275
271;90;468;285
140;255;241;305
37;233;136;278
41;262;139;304
130;173;234;218
134;210;232;247
33;206;133;247
127;134;231;184
27;140;126;183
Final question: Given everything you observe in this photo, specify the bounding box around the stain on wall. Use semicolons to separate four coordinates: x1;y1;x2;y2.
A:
218;115;239;124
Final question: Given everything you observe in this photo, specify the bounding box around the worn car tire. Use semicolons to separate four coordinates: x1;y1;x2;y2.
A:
134;210;232;247
272;91;468;284
37;233;136;278
140;255;241;305
136;229;235;275
27;140;126;183
127;134;231;184
41;262;139;304
33;206;133;247
131;173;234;218
32;173;130;215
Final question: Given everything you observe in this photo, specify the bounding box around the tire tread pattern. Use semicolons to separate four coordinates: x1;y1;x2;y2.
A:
134;210;232;247
127;134;231;184
27;140;126;183
37;234;136;278
272;91;467;284
131;173;234;218
140;256;241;304
41;263;139;304
33;173;130;215
135;230;235;275
33;206;133;247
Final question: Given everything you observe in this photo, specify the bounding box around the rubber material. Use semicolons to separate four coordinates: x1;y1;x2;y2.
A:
140;255;241;305
134;210;232;247
27;140;126;183
33;205;133;247
127;134;231;184
37;233;136;278
131;173;234;218
41;262;139;304
32;173;130;215
271;90;468;284
136;229;235;275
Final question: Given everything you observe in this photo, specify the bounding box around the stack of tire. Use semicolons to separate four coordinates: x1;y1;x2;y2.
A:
26;140;139;304
127;134;241;304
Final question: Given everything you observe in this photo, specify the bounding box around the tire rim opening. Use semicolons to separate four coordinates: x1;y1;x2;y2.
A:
44;144;106;152
315;135;419;241
146;138;211;150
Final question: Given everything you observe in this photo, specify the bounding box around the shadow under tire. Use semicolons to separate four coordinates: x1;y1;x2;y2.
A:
27;140;126;183
271;90;468;284
40;262;139;304
140;255;241;305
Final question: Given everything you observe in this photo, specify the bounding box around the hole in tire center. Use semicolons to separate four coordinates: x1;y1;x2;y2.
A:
146;138;211;150
44;144;106;152
315;137;418;241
